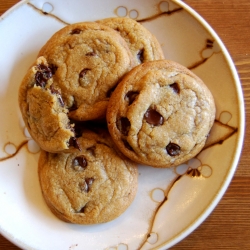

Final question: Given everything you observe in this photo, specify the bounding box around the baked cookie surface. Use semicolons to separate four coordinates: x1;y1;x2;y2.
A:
38;21;135;121
18;56;77;153
107;60;216;168
38;129;138;224
19;22;136;152
97;17;164;65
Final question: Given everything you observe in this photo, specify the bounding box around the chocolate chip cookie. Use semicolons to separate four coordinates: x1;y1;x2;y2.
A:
97;17;165;65
18;56;79;153
38;129;138;224
38;21;136;121
107;60;216;168
19;22;136;152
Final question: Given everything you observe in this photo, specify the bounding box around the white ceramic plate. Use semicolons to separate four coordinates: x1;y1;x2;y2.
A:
0;0;245;249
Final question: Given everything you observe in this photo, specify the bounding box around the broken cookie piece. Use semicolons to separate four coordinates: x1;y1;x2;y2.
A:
18;56;81;153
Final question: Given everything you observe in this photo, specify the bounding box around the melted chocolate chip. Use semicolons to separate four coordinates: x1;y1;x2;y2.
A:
38;64;53;79
35;72;47;88
125;91;139;105
35;64;53;88
166;143;181;156
69;137;81;151
80;178;94;192
50;86;58;94
137;48;144;63
71;28;82;34
79;68;90;78
85;52;97;56
116;117;130;136
73;155;87;170
50;86;64;106
144;108;164;126
169;82;180;94
37;64;48;71
49;64;58;75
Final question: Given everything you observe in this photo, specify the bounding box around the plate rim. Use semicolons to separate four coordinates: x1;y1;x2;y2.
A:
158;0;245;248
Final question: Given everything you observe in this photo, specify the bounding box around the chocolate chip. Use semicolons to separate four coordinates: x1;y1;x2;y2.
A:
85;52;97;56
79;68;90;78
50;86;58;94
166;143;181;156
37;64;47;71
80;178;94;193
116;117;130;136
86;177;94;186
35;64;53;88
49;64;58;75
37;64;53;79
35;71;47;88
73;155;87;170
70;28;82;34
69;137;81;151
169;82;180;94
125;91;139;105
137;48;144;63
144;108;164;126
50;86;64;106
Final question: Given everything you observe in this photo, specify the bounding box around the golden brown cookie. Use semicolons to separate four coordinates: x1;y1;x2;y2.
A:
107;60;216;168
18;56;78;153
19;22;136;152
97;17;165;65
38;129;138;224
38;21;136;122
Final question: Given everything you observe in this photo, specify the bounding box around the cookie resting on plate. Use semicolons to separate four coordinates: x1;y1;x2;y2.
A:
107;60;216;168
19;22;135;153
38;129;138;224
38;21;135;122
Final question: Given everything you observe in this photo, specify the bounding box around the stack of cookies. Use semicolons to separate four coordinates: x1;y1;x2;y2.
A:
18;17;215;224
